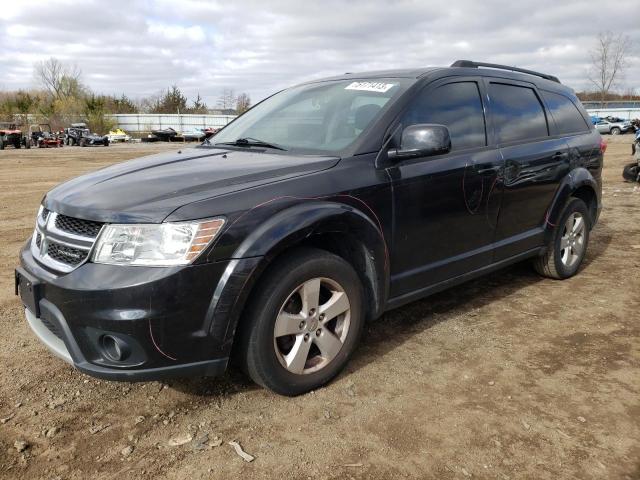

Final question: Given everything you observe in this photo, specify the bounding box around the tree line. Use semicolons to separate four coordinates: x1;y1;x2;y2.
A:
0;32;636;133
0;58;251;132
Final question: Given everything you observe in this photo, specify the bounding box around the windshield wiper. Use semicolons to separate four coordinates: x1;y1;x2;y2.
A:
215;137;287;151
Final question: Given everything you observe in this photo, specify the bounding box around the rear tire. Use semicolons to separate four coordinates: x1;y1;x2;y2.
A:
623;162;640;182
240;248;364;396
534;198;591;279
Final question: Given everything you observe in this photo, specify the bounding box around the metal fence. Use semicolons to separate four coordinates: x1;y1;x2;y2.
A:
585;108;640;120
107;114;236;133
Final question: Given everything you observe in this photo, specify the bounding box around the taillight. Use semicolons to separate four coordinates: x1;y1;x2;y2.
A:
600;139;607;154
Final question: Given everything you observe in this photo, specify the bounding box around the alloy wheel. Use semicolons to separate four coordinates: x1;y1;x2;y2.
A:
273;277;351;375
559;212;586;268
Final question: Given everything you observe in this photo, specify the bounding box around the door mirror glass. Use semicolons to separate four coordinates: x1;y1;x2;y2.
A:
389;124;451;160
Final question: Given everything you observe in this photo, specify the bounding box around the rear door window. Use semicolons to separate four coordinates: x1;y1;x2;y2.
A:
404;81;486;151
541;91;590;134
488;83;548;144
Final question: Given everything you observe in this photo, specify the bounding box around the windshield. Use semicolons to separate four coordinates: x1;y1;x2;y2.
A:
211;78;410;154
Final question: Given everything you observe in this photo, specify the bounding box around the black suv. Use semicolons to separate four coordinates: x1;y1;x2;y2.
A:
16;61;603;396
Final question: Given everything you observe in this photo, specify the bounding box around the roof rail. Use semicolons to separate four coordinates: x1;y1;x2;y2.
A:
450;60;561;84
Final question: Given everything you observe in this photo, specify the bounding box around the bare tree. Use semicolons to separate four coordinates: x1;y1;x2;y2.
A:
34;58;84;99
217;89;236;111
588;31;633;103
236;93;251;114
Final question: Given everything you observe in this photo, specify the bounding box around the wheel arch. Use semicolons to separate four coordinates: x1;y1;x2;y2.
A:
205;201;390;356
545;167;600;241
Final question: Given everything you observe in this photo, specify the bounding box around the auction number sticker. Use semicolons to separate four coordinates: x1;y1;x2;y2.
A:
345;81;396;93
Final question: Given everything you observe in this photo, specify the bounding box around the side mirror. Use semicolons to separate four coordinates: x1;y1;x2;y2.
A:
388;124;451;160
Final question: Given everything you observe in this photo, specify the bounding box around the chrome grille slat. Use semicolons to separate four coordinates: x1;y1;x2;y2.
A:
32;210;103;273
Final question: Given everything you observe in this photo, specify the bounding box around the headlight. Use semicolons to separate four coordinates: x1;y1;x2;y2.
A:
92;218;225;266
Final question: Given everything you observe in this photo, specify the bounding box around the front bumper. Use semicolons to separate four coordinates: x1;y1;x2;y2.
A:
16;242;250;381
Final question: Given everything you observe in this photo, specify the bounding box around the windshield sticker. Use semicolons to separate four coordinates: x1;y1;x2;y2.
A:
345;81;396;93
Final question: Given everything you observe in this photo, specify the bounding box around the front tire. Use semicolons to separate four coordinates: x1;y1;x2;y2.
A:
611;127;621;135
240;248;364;396
534;198;591;279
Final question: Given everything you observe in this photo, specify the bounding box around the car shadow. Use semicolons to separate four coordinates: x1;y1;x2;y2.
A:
170;220;614;397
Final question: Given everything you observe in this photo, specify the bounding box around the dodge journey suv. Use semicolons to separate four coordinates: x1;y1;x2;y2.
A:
16;60;603;396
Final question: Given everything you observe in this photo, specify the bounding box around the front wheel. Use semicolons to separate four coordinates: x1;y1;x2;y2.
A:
611;127;621;135
534;198;591;279
240;248;364;396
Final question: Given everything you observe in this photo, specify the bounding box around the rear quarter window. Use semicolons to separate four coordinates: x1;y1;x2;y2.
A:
488;83;549;144
541;91;590;135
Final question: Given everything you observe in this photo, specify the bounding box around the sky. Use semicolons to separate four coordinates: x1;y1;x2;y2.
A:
1;0;639;106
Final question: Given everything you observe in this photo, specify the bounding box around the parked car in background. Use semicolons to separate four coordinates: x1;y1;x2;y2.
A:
65;123;109;146
16;60;603;396
595;118;633;135
0;123;28;150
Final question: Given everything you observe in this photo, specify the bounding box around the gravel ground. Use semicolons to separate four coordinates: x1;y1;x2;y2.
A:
0;138;638;480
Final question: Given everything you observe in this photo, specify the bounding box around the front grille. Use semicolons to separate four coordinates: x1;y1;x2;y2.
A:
55;214;103;238
33;209;98;273
47;242;88;266
40;317;63;340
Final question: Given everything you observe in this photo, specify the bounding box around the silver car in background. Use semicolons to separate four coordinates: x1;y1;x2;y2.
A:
595;119;633;135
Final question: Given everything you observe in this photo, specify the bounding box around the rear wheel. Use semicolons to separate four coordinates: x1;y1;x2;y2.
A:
534;198;590;279
240;248;364;396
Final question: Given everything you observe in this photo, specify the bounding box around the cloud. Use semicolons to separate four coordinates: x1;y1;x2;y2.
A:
0;0;639;104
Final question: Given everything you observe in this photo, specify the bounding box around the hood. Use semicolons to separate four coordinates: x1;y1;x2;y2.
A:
44;147;339;223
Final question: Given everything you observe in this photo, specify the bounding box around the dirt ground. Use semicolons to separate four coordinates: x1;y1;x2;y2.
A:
0;138;638;480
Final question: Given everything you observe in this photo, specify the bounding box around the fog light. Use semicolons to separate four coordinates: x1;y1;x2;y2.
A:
101;335;131;361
